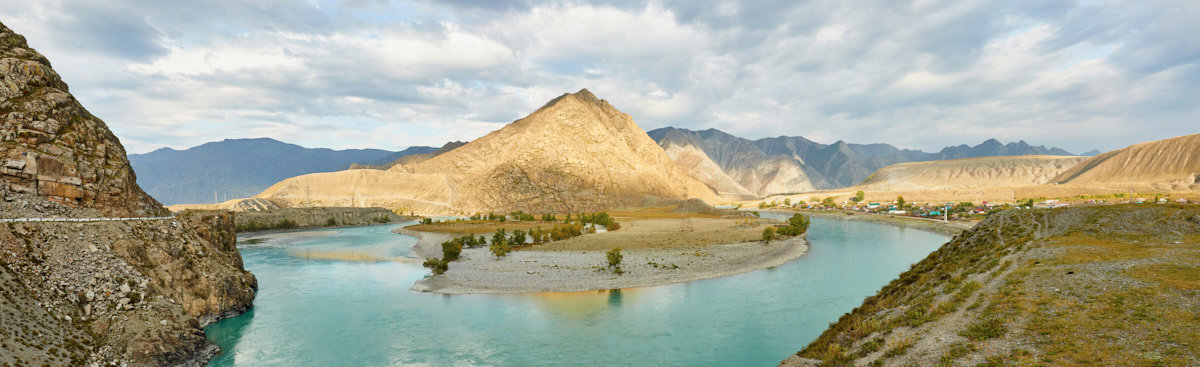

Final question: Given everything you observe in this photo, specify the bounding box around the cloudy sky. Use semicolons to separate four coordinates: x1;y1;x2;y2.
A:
1;0;1196;154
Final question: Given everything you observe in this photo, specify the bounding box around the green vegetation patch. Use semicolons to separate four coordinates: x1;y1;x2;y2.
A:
1126;264;1200;290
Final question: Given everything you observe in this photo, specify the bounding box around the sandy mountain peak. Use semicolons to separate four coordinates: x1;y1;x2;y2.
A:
249;89;719;214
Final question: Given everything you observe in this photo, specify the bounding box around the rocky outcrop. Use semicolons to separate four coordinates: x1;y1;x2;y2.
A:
1;21;256;366
0;204;255;366
0;22;162;217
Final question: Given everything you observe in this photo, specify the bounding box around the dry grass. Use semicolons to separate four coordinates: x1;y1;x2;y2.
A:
535;217;768;251
405;220;563;234
1047;234;1166;263
609;205;723;219
792;205;1200;367
1126;264;1200;290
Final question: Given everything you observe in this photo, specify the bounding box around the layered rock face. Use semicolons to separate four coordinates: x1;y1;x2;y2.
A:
0;21;256;366
0;23;162;217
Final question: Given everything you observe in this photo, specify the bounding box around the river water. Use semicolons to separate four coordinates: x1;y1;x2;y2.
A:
205;214;948;366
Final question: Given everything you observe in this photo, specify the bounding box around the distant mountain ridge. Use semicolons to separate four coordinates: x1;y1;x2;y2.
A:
129;138;409;205
648;127;1078;196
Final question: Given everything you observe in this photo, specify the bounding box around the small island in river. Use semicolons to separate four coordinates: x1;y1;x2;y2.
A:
401;203;811;294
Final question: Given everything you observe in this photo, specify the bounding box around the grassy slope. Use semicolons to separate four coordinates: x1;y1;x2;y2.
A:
792;204;1200;366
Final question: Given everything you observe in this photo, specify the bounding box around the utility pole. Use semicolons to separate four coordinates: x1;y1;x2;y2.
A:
680;186;693;232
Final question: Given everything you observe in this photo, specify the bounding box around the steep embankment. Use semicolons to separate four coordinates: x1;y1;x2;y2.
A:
851;155;1089;191
1053;133;1200;191
784;205;1200;366
0;21;255;366
253;89;720;214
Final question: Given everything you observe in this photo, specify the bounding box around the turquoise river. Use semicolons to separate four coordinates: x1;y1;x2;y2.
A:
205;214;949;366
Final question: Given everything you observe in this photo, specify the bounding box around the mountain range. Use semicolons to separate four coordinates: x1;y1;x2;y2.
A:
141;128;1082;206
128;138;434;205
648;127;1079;197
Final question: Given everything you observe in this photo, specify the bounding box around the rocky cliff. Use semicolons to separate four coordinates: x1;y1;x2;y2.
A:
0;24;162;217
0;21;256;366
784;205;1200;366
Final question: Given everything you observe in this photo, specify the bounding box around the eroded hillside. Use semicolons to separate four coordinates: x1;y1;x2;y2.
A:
784;205;1200;366
851;155;1089;191
1053;133;1200;191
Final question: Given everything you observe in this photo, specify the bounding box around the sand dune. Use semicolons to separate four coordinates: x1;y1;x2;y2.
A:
1053;133;1200;191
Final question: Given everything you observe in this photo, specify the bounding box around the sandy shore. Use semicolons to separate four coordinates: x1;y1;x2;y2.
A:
392;227;456;259
407;233;808;294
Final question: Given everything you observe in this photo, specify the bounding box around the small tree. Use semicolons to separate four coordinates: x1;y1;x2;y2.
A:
442;241;462;261
854;190;865;203
422;258;449;275
897;196;906;209
510;229;527;245
822;197;836;207
490;242;509;259
762;227;776;244
606;248;623;273
783;198;792;206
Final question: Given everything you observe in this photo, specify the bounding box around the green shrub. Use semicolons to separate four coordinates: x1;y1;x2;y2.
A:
442;241;462;261
762;227;776;244
422;258;449;274
606;248;623;272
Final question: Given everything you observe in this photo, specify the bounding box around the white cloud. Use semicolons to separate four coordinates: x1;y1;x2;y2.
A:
0;0;1196;155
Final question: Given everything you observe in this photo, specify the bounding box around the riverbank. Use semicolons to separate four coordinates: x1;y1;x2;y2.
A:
762;209;973;236
392;226;456;258
407;231;808;294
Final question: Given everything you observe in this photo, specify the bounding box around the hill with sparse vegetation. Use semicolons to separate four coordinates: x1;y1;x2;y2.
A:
783;204;1200;366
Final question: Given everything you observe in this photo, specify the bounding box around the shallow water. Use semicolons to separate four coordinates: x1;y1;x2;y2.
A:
205;215;948;366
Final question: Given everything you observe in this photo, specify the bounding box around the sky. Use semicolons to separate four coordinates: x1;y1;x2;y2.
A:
1;0;1197;155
